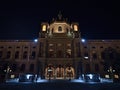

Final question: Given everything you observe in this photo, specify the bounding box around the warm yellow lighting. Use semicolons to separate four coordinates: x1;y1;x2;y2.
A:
114;74;119;79
49;44;53;46
11;75;15;78
74;25;78;31
67;49;71;54
42;25;47;31
49;49;53;51
67;44;71;47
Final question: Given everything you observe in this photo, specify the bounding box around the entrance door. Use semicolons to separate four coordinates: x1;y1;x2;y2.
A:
65;66;75;79
45;66;54;79
56;67;64;79
45;65;75;79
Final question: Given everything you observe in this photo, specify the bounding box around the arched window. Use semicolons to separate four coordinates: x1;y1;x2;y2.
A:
74;25;78;31
48;49;54;58
15;51;19;59
6;51;11;59
42;25;46;31
58;26;62;32
29;64;34;72
92;53;97;60
66;49;71;58
31;51;36;59
20;64;25;71
23;51;27;59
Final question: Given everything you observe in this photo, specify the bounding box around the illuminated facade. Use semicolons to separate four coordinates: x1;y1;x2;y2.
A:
0;14;120;79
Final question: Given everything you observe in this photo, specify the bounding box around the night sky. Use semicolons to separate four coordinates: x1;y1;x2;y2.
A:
0;0;119;40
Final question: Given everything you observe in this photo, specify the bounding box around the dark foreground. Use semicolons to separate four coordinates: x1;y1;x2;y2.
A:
0;80;120;90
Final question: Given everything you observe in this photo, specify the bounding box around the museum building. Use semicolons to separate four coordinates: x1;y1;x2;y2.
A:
0;14;120;79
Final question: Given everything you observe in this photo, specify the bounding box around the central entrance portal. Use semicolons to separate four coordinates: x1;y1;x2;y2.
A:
45;65;75;79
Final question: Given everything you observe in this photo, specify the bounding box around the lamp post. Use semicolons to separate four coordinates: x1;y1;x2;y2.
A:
107;66;115;80
4;66;12;81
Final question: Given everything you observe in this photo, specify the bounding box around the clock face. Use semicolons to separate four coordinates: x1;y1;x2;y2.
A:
42;25;46;31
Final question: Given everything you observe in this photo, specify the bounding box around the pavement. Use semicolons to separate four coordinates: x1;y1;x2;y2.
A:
5;77;113;83
0;80;120;90
0;78;120;90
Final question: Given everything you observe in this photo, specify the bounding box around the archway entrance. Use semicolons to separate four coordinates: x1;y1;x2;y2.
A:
45;64;75;79
56;65;64;79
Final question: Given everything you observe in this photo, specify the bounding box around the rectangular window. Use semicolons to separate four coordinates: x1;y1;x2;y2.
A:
95;64;99;72
86;64;91;73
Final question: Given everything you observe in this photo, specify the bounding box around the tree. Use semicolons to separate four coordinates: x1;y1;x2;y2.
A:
101;47;120;79
101;47;118;71
0;59;18;79
113;52;120;73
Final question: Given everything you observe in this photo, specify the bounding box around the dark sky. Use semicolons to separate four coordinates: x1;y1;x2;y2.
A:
0;0;119;40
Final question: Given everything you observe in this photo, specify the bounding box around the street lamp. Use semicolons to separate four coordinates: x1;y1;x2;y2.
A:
4;66;12;81
107;66;115;80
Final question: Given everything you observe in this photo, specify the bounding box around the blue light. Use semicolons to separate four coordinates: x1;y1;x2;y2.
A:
81;39;85;42
88;74;93;79
34;39;38;42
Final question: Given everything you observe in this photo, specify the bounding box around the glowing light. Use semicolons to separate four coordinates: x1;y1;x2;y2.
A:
84;56;88;59
81;39;85;42
88;74;93;79
105;74;110;78
42;25;46;31
114;75;119;79
74;25;78;31
10;75;15;78
26;74;31;79
34;39;38;42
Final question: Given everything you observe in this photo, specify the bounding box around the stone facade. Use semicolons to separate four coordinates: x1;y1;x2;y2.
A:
0;14;120;79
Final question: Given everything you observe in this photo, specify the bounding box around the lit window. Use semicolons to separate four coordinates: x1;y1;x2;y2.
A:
66;49;71;58
58;43;62;46
49;44;53;46
74;25;78;31
105;75;110;78
114;75;119;79
42;25;46;31
49;49;53;51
